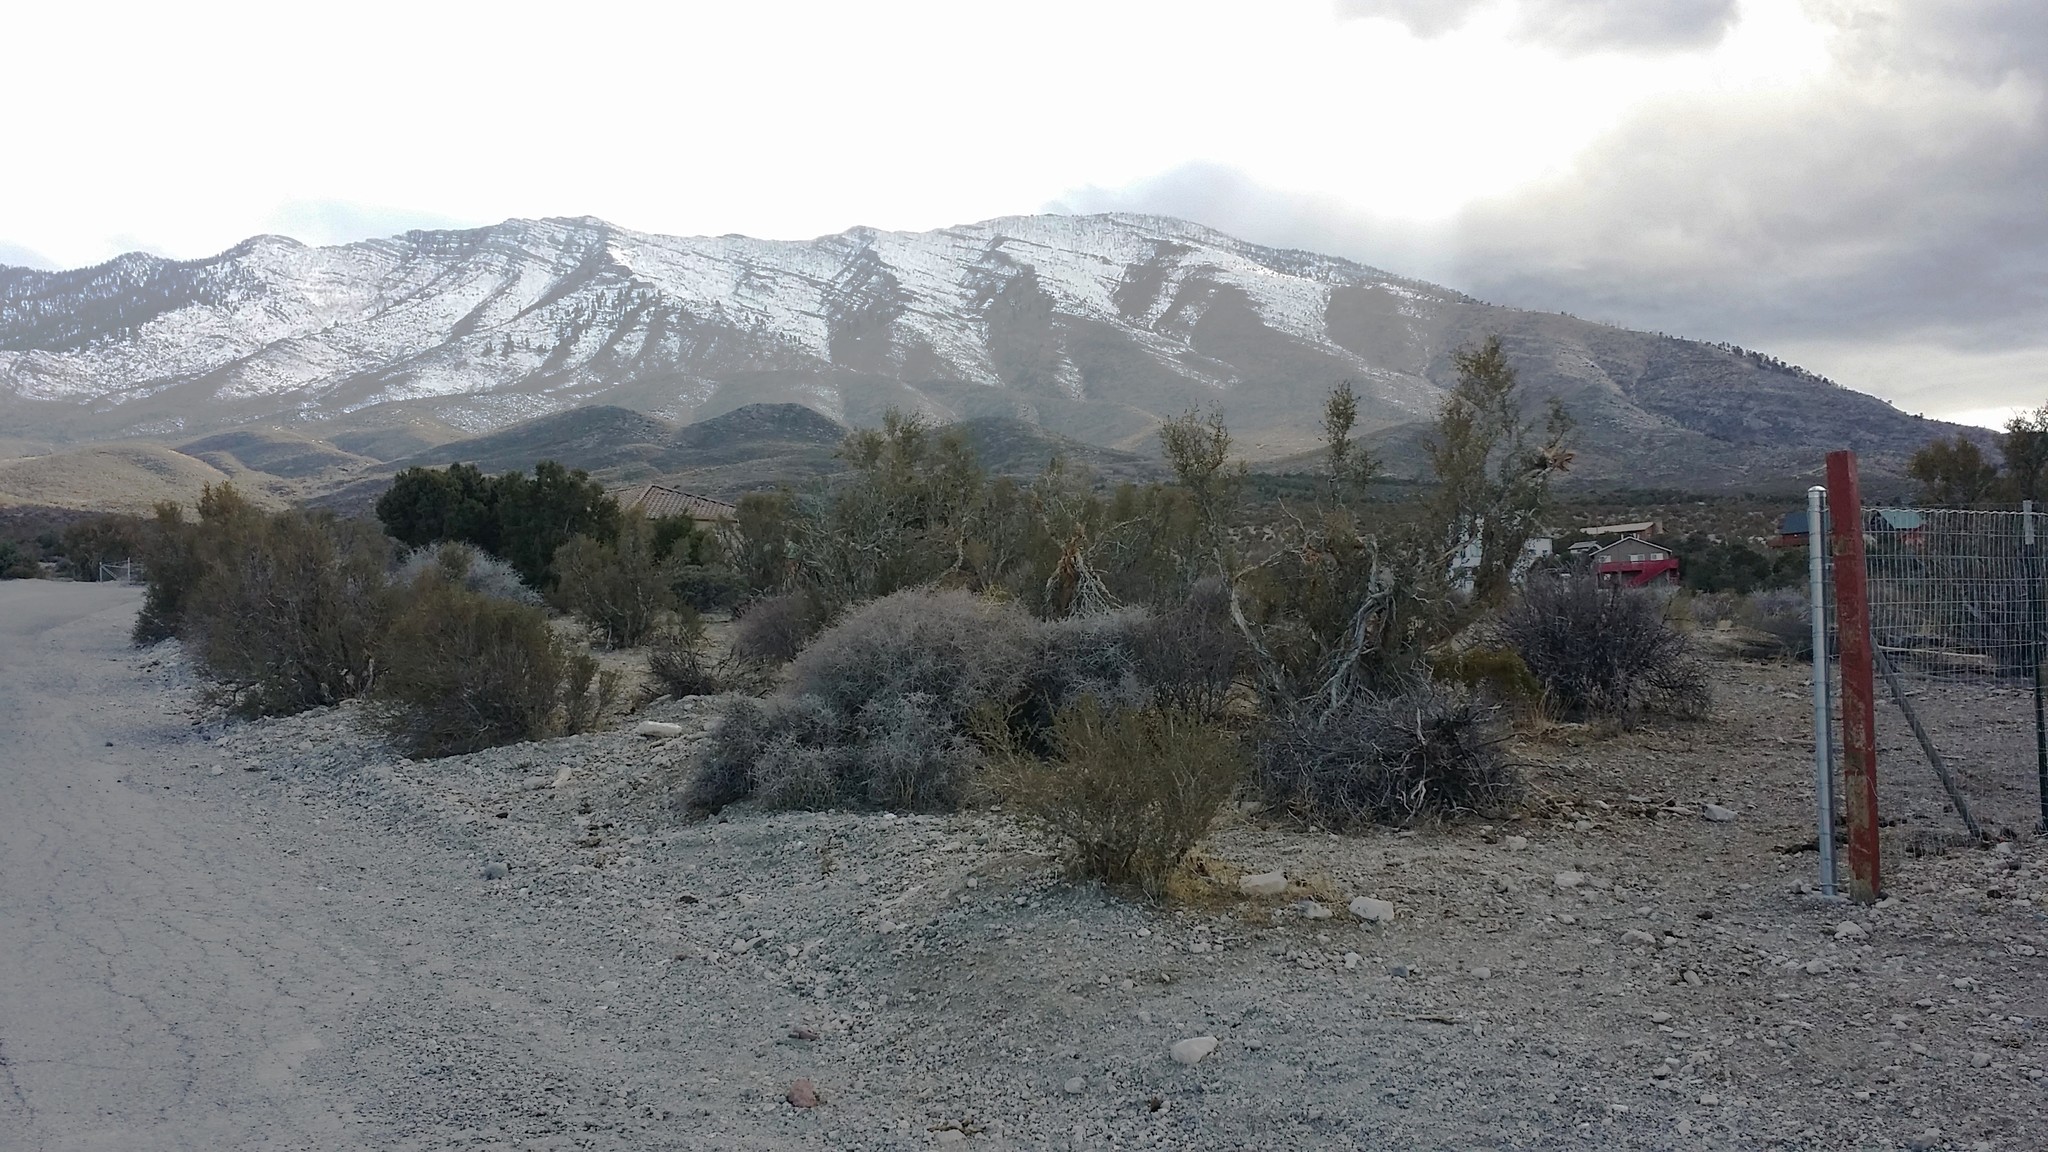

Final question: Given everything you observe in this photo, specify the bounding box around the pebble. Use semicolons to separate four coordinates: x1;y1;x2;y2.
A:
1650;1011;1672;1024
936;1129;965;1144
1908;1131;1943;1151
1239;871;1287;897
635;721;684;738
480;862;509;880
1298;900;1332;920
1702;803;1738;823
1554;872;1587;889
523;776;552;791
1470;966;1491;979
1504;835;1529;850
1699;1093;1719;1107
1389;963;1412;978
208;765;225;776
1622;929;1656;946
785;1078;821;1108
1834;921;1868;940
1970;1052;1993;1068
1170;1036;1218;1066
1993;841;2018;857
1349;896;1395;923
1064;1076;1087;1094
1344;952;1360;970
1803;958;1830;975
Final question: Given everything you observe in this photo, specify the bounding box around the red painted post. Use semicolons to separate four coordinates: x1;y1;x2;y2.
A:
1827;450;1882;902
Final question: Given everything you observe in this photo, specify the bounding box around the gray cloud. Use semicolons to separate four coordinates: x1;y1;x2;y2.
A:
1336;0;1740;52
1070;1;2048;419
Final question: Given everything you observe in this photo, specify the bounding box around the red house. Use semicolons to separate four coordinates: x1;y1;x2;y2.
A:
1591;534;1680;587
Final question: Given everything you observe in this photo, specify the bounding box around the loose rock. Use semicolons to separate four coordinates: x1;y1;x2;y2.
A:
1171;1036;1218;1065
786;1078;821;1108
635;721;685;738
1239;871;1287;897
1349;896;1395;923
480;862;509;880
1554;872;1587;890
1702;804;1738;823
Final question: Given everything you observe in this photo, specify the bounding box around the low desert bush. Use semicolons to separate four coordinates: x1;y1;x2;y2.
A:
1432;646;1542;708
670;564;747;612
1497;573;1712;722
728;589;830;669
0;539;40;579
372;573;615;756
394;542;543;606
552;518;674;648
1738;588;1812;660
991;701;1244;897
182;507;392;716
1128;577;1243;720
59;514;143;580
1256;681;1515;827
645;610;721;698
786;589;1034;720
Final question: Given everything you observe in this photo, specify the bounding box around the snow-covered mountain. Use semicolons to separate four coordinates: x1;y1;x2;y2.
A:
0;213;1956;485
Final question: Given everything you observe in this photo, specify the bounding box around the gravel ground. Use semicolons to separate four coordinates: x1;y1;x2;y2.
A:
4;581;2045;1150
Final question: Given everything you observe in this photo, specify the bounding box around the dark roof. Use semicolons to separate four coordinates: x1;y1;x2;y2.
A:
613;483;737;522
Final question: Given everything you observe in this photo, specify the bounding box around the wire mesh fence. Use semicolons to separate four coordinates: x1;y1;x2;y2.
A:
1859;506;2048;835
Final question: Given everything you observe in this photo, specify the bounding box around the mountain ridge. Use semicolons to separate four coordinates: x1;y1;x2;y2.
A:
1;212;1962;488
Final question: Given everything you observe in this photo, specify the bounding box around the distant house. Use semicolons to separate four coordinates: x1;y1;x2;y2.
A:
1591;534;1680;587
1771;507;1922;549
1580;519;1663;539
1450;534;1554;593
612;482;737;525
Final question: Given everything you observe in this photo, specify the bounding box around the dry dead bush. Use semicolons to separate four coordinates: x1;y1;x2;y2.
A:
372;574;615;757
1498;573;1711;722
727;589;829;670
991;701;1244;898
394;542;543;606
552;518;674;648
1256;681;1515;828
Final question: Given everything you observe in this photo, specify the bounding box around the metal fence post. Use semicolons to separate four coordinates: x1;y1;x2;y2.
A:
1807;486;1836;895
2030;501;2048;832
1826;451;1881;902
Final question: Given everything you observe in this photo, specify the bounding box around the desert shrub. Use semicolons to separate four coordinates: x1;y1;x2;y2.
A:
1688;591;1740;628
1432;646;1542;707
1009;610;1151;752
682;589;1034;814
670;564;747;612
132;495;232;644
1128;577;1243;719
1257;681;1515;827
1739;588;1812;660
60;514;143;580
787;589;1034;720
645;610;721;697
0;539;39;579
552;516;674;648
372;573;615;756
991;701;1244;897
728;589;829;669
183;507;392;716
394;542;544;606
1497;573;1712;721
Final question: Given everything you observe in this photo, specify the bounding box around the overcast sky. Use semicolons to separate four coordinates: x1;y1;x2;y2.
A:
3;1;2039;426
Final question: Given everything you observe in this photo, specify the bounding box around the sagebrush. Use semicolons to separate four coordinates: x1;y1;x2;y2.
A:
1257;680;1515;828
992;702;1244;897
1497;573;1711;721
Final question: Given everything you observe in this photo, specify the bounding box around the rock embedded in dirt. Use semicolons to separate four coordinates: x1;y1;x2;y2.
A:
1064;1076;1087;1094
1834;921;1868;940
1239;871;1287;897
1349;896;1395;923
1554;872;1587;890
1298;900;1332;920
1171;1036;1218;1066
1504;835;1529;850
635;721;685;738
480;862;508;880
785;1078;821;1107
1702;804;1739;823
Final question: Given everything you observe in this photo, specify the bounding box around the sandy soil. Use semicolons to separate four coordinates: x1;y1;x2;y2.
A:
2;581;2044;1151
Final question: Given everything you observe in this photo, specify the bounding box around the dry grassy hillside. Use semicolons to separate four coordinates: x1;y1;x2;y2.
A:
0;444;287;513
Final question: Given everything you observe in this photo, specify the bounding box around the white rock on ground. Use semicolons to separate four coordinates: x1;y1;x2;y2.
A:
1239;871;1287;897
1702;803;1739;823
1835;920;1868;940
1554;871;1587;889
1349;896;1395;923
634;721;684;738
1171;1036;1219;1065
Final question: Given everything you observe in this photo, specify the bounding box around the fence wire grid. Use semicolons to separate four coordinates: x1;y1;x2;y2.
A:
1854;506;2048;836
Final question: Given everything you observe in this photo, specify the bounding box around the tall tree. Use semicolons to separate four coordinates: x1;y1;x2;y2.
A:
2003;407;2048;504
1906;434;2001;506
